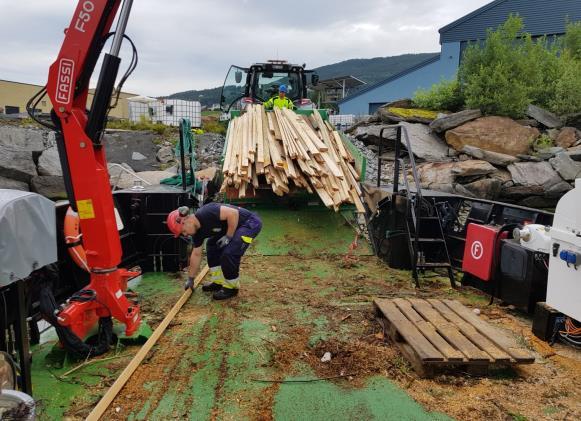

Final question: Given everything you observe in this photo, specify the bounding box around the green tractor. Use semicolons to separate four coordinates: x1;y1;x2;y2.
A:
219;60;319;115
217;61;366;206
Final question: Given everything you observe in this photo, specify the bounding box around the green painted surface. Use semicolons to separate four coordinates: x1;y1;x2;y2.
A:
248;207;372;256
31;346;105;420
274;374;449;421
32;208;455;420
31;272;182;420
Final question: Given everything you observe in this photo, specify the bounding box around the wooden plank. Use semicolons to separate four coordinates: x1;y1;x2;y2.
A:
86;266;210;421
261;108;272;167
443;300;535;363
222;119;234;175
270;111;283;141
409;299;491;362
350;189;366;213
321;151;344;179
427;299;511;362
332;131;354;162
374;299;445;362
393;299;465;362
378;317;432;377
314;112;340;164
256;106;264;163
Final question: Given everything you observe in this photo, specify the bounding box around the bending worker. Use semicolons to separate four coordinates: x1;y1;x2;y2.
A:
166;203;262;300
263;84;295;110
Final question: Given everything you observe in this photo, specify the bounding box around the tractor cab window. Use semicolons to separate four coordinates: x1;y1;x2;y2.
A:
255;72;301;102
220;65;248;111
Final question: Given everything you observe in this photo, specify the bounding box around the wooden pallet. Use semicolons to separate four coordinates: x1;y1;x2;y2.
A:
374;298;535;377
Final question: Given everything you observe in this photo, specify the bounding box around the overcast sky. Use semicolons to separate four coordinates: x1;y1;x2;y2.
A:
0;0;491;97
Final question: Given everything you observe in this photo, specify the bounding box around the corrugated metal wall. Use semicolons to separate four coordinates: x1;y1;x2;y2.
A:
440;0;581;43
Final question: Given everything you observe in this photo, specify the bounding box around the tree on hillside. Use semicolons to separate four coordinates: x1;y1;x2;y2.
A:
414;16;581;118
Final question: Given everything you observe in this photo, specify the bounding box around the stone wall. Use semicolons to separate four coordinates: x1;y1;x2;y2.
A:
347;103;581;207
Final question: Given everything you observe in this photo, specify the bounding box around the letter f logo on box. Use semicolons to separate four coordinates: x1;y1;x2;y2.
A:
471;240;484;260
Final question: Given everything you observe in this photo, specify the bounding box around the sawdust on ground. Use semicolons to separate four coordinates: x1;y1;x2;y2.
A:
69;254;581;420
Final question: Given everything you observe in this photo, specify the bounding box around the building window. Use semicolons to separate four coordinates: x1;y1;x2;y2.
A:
166;105;174;115
5;106;20;114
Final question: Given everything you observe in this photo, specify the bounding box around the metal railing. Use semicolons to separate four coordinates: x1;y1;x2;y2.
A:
109;163;153;191
378;124;424;284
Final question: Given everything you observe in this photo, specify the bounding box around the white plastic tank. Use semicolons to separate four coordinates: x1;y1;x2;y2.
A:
513;224;551;253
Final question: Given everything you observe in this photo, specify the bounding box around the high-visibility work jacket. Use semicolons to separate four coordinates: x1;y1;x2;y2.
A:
263;95;295;110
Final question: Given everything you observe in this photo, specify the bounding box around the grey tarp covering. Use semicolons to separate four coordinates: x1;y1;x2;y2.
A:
0;190;57;286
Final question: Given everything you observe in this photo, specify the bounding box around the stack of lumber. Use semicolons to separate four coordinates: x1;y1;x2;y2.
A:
221;104;364;212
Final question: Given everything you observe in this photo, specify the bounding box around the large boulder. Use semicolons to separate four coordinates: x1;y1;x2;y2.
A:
429;109;482;133
549;152;581;181
37;146;63;176
379;107;439;124
520;196;560;209
462;178;502;200
555;127;578;149
452;160;497;178
417;162;455;185
489;168;513;184
445;117;539;156
423;183;476;197
385;99;414;109
508;161;572;197
0;176;29;191
104;130;160;172
30;176;67;200
567;145;581;162
526;104;563;129
417;160;496;186
460;145;518;167
351;125;398;145
501;185;545;199
156;146;174;164
0;150;37;182
0;126;44;152
398;122;451;161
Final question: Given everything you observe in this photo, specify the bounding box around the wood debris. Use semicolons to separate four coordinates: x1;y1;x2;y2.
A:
221;104;365;212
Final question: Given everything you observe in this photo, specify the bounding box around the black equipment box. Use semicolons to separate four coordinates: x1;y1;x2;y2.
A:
499;240;548;313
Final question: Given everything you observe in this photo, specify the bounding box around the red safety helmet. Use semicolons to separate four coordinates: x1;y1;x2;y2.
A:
166;206;190;237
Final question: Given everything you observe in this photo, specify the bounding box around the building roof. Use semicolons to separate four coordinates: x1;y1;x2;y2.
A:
337;55;440;105
439;0;508;35
1;79;139;97
439;0;581;44
313;75;366;91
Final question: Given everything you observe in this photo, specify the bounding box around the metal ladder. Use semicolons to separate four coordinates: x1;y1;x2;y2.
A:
378;125;455;288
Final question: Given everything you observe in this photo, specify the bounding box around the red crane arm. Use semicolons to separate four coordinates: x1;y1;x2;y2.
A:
45;0;141;338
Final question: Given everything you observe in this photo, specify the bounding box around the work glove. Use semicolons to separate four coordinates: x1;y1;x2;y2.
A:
184;277;195;290
216;235;232;249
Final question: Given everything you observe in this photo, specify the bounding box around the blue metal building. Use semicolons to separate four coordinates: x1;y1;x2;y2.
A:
338;0;581;115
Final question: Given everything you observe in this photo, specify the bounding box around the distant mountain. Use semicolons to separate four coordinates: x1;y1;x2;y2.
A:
314;53;439;86
169;53;439;107
168;86;223;108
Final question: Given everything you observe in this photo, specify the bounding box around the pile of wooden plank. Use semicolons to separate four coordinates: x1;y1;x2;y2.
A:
221;104;364;212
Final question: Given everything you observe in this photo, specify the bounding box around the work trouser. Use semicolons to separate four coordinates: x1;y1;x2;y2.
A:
206;214;262;289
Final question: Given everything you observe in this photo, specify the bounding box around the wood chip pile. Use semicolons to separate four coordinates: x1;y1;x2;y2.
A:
221;104;364;212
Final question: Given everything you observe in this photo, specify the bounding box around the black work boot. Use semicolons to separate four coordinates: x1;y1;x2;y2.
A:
201;282;223;292
213;288;239;300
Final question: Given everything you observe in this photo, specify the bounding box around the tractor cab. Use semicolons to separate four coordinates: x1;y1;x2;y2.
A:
220;60;319;113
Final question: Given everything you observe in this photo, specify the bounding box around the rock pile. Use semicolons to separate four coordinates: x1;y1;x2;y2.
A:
0;122;227;199
195;133;225;169
348;102;581;207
